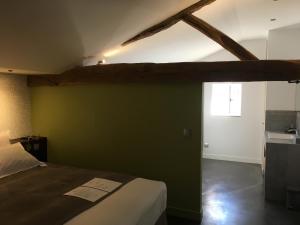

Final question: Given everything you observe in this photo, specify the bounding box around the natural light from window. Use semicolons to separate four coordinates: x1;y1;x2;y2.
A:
211;83;242;117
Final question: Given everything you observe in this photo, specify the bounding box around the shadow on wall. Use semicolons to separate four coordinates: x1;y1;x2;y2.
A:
0;0;84;73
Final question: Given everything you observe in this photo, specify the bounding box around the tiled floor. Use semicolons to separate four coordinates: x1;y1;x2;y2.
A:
168;159;300;225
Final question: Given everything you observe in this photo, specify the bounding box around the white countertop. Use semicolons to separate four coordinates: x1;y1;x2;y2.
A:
265;131;297;144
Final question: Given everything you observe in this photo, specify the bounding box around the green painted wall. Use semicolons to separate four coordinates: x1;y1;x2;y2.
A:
31;83;202;220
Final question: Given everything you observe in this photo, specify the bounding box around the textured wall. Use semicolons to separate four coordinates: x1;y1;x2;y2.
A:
31;83;202;220
0;74;31;138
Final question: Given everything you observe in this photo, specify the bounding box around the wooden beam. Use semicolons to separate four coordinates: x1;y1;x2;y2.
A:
28;60;300;86
122;0;216;46
182;14;258;60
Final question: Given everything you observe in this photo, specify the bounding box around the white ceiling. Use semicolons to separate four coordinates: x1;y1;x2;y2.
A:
1;0;300;74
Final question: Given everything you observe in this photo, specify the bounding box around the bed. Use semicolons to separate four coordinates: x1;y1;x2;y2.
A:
0;132;167;225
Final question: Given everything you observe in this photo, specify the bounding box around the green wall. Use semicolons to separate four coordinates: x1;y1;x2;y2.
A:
31;83;202;220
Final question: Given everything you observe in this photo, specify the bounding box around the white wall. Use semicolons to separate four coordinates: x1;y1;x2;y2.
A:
203;82;266;164
296;86;300;111
268;26;300;60
201;39;267;61
201;39;267;164
266;82;296;111
266;26;300;111
201;28;300;164
0;74;32;138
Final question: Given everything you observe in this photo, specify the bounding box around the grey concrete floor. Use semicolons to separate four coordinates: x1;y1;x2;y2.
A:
168;159;300;225
202;159;300;225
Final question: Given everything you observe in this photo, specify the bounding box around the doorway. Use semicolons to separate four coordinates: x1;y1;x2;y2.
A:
202;82;266;165
201;81;300;225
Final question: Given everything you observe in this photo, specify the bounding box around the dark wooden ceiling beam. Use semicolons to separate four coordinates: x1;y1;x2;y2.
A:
28;60;300;86
182;14;258;60
121;0;258;61
122;0;216;46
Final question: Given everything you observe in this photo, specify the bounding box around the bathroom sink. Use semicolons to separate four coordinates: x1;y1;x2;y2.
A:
267;132;296;140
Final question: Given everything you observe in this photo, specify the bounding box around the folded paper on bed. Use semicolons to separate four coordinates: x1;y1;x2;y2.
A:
65;178;122;202
65;186;108;202
82;178;122;192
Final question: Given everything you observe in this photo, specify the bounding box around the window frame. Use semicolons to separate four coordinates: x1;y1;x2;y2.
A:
210;82;242;117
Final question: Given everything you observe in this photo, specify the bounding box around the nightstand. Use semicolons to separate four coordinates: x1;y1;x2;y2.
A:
11;136;47;162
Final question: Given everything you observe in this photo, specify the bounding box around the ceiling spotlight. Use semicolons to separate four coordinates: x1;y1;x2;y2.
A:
97;59;106;65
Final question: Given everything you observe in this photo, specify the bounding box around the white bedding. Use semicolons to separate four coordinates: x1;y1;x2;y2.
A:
0;142;42;179
65;178;167;225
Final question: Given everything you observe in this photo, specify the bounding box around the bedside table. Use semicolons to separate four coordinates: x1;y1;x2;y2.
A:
11;136;47;162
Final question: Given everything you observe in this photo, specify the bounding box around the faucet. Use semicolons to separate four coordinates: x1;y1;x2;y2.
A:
287;128;298;136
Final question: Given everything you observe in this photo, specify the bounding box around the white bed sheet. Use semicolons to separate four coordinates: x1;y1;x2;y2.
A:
65;178;167;225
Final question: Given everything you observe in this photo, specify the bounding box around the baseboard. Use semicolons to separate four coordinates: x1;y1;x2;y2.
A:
167;206;202;222
203;153;261;164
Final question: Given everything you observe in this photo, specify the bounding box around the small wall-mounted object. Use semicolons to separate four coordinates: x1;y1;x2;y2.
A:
10;136;47;162
183;128;192;137
204;143;209;148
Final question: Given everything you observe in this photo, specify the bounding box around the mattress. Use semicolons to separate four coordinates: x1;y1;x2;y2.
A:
0;164;167;225
66;178;167;225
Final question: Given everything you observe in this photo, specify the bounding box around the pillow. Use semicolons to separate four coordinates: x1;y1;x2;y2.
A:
0;142;42;178
0;130;10;147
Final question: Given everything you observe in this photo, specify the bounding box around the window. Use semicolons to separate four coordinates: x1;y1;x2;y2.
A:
211;83;242;116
